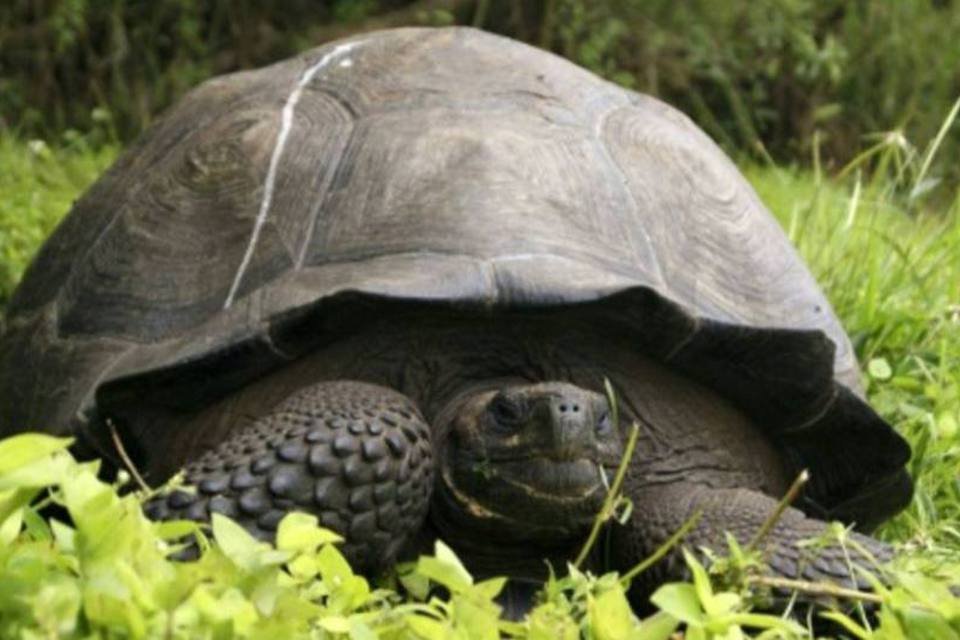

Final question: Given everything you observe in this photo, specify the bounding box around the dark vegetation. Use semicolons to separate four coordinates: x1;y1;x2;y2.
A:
3;0;960;182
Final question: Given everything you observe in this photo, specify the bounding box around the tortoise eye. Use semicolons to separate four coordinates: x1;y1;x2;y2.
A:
596;412;612;436
490;395;524;429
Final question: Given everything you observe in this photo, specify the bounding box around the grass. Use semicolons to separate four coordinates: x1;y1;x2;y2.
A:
0;130;957;637
0;132;117;309
744;162;960;556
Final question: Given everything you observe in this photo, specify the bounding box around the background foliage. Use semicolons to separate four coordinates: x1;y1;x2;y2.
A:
3;0;960;184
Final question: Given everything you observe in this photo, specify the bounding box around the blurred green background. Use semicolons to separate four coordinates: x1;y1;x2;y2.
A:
2;0;959;175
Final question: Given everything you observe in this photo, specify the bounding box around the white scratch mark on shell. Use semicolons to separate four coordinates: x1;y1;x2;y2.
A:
224;41;362;309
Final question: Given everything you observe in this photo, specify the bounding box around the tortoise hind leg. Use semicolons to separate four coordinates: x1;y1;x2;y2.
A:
144;381;433;572
613;483;891;607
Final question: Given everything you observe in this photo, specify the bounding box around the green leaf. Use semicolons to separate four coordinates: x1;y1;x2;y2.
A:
868;357;893;380
820;612;870;639
472;576;507;600
316;543;355;583
0;487;28;527
0;505;23;544
416;540;473;593
636;611;680;640
589;586;635;640
717;612;805;635
318;615;352;633
276;511;342;553
452;593;500;640
650;582;704;625
212;512;265;570
349;618;378;640
0;449;73;491
398;561;431;600
153;518;203;541
50;518;75;553
683;549;721;616
898;604;960;640
21;506;52;541
710;591;741;614
406;613;448;640
0;433;71;475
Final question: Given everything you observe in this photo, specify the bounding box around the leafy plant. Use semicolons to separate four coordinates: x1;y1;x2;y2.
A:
1;424;958;638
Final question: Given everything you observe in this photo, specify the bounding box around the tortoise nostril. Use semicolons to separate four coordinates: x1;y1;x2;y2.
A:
573;404;580;412
559;404;568;412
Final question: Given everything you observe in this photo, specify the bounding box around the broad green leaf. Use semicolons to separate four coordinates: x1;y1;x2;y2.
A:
406;613;448;640
899;572;960;614
0;450;73;491
683;549;720;616
21;507;52;541
276;511;342;553
0;504;23;544
0;433;71;475
334;575;372;612
436;539;473;585
416;540;473;593
318;615;352;633
153;518;203;541
710;591;742;614
49;518;75;553
452;593;500;640
349;618;378;640
898;605;960;640
636;611;680;640
316;543;355;583
287;553;319;580
212;512;263;570
398;561;431;600
472;576;507;600
589;586;635;640
650;582;704;625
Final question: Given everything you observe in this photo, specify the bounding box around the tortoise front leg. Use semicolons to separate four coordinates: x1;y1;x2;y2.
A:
612;483;891;605
144;381;433;572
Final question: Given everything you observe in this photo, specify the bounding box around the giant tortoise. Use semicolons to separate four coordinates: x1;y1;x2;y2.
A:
0;27;911;605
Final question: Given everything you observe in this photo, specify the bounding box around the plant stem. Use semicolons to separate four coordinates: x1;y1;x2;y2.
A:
747;575;883;604
619;509;702;586
748;469;809;551
574;421;640;568
108;418;150;493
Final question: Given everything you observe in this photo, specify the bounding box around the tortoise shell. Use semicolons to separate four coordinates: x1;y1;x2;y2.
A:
0;27;909;530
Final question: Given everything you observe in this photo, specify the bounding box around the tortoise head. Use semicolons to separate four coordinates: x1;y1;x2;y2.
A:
436;382;622;542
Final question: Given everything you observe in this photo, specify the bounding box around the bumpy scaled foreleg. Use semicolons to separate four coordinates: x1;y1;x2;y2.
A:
144;381;433;572
612;483;891;605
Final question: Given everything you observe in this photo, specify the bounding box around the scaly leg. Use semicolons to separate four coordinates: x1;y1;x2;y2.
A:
145;381;433;571
612;483;891;607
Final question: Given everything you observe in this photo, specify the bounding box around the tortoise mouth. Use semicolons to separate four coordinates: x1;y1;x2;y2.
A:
441;453;610;539
488;456;607;498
